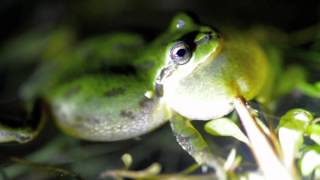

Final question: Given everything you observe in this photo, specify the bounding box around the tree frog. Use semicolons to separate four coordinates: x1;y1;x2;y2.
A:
0;13;272;174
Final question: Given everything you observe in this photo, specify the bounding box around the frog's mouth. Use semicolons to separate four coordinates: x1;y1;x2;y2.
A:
155;62;177;97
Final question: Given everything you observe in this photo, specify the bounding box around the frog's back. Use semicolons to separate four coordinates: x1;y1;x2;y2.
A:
46;75;168;141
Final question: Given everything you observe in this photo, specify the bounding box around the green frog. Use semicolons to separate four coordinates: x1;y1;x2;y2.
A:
2;13;314;176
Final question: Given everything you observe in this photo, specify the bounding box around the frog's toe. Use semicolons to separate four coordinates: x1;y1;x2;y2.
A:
0;126;35;143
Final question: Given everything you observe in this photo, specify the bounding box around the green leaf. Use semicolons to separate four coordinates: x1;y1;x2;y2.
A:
306;122;320;145
277;109;313;169
278;109;313;131
224;148;242;171
204;118;249;145
300;146;320;177
144;163;161;175
298;81;320;98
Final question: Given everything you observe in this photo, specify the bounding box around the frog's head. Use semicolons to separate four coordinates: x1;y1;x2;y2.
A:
157;13;236;120
156;13;222;86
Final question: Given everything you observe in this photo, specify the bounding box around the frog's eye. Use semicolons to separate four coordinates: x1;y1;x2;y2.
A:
170;42;192;65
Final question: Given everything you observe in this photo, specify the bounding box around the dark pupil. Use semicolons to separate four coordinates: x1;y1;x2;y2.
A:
176;48;186;57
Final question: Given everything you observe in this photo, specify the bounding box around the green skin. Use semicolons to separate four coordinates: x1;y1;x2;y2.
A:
0;13;269;170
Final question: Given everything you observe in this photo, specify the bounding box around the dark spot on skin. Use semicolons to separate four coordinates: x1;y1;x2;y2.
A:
97;64;135;75
139;97;152;108
106;65;137;75
139;60;154;70
87;117;102;124
155;83;163;97
120;110;135;119
113;43;143;51
64;86;81;98
84;51;96;62
104;87;126;97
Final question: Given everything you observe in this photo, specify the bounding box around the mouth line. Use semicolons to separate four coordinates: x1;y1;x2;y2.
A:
156;61;177;83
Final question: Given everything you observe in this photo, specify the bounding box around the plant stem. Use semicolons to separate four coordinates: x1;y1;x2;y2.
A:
234;97;293;180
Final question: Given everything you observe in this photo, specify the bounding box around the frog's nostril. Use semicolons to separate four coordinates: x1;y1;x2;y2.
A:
195;33;212;45
204;33;212;41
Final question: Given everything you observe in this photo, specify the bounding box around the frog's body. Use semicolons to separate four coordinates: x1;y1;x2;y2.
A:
0;13;270;174
47;75;168;141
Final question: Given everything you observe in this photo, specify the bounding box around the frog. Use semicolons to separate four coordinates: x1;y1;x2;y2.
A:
1;12;318;178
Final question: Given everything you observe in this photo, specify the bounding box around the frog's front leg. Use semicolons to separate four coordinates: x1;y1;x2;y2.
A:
169;112;226;179
0;124;37;143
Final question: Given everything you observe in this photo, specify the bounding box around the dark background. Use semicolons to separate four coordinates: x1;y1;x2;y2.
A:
1;0;319;42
